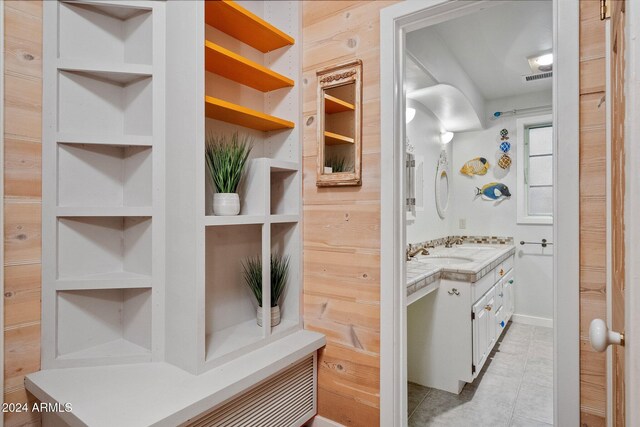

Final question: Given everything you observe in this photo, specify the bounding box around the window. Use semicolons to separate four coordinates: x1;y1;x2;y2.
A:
517;114;553;224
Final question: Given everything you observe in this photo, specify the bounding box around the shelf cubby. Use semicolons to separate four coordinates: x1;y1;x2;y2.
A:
205;41;293;93
324;94;354;114
204;1;294;53
56;288;151;362
57;132;153;147
58;1;152;66
205;224;264;363
324;131;354;146
205;96;294;132
270;222;300;334
58;70;152;138
58;143;152;208
270;164;299;216
57;216;152;280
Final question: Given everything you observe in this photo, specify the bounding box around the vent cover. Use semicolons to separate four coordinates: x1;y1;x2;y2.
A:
184;356;315;427
522;72;553;82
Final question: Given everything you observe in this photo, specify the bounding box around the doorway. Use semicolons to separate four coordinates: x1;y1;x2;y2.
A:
379;1;580;426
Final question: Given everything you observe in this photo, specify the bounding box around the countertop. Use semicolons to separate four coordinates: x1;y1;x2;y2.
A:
406;243;515;302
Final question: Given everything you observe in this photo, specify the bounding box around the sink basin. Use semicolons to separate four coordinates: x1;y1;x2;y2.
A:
418;255;474;265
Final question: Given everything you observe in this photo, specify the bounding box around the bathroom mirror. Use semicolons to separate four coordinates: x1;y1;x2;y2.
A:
316;60;363;187
435;150;449;219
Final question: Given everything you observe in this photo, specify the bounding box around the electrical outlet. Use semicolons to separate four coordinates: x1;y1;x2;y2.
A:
459;218;466;229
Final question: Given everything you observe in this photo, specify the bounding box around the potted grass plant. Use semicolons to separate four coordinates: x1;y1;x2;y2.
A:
205;132;253;216
242;254;290;327
324;155;353;174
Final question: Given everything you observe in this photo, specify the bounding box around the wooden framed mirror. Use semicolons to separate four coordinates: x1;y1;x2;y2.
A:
316;60;362;187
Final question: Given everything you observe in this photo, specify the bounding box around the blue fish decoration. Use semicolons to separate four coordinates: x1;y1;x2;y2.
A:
476;182;511;200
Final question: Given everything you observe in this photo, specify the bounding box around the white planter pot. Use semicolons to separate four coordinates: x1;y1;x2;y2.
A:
257;305;281;327
213;193;240;216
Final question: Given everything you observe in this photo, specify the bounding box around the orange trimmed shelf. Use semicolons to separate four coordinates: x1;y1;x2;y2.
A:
324;94;354;114
205;96;295;132
205;1;294;53
324;131;354;145
205;41;294;92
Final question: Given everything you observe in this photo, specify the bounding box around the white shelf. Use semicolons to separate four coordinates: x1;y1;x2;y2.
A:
55;271;152;291
269;159;299;173
203;215;265;226
57;60;152;85
57;132;153;147
57;206;152;217
205;319;264;362
57;338;151;361
271;319;299;336
269;214;299;224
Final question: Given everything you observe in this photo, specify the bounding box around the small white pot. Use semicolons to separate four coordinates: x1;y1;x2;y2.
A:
213;193;240;216
257;305;281;327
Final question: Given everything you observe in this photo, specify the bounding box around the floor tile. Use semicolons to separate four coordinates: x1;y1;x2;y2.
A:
408;388;511;427
528;341;553;360
532;326;553;344
408;382;431;418
483;350;527;379
510;416;553;426
522;356;553;388
513;383;554;424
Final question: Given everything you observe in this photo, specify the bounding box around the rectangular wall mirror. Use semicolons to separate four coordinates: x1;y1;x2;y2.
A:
316;60;362;187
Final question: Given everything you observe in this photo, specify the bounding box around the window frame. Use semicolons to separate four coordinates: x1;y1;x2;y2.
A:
516;113;553;224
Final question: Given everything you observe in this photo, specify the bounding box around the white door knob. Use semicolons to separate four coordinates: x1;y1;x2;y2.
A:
589;319;625;352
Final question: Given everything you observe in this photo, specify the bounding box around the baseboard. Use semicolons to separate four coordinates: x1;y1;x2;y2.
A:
304;415;345;427
511;313;553;328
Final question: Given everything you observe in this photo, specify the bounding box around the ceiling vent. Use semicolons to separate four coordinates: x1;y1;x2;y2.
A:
522;71;553;83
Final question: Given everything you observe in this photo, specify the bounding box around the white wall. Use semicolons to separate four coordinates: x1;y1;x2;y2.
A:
405;99;453;244
450;91;553;321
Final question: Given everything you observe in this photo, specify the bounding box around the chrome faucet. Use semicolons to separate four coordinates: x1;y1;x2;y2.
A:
406;246;429;261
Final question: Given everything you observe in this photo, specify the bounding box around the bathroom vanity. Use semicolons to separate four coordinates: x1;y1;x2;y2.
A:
406;241;515;394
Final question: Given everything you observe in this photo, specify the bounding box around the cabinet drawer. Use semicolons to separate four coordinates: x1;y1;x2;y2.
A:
495;254;515;281
471;271;495;302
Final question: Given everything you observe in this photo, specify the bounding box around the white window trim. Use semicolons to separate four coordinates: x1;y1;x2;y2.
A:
516;113;553;224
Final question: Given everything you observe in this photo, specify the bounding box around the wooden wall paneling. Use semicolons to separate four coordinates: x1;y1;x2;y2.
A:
579;0;607;425
3;1;43;426
301;1;397;425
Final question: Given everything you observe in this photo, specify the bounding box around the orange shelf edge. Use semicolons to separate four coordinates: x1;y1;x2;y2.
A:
324;131;354;145
324;94;354;114
205;40;294;92
205;96;295;132
205;1;295;53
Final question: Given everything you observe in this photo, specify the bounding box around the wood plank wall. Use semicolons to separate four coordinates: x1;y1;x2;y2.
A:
301;2;396;425
3;1;43;426
579;1;607;425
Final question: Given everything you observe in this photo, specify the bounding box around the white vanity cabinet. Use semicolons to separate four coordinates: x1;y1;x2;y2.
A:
407;254;515;394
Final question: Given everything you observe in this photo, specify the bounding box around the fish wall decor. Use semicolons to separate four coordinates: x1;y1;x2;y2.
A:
475;182;511;201
460;157;489;176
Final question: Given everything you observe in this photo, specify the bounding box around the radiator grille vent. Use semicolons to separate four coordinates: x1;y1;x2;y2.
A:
522;71;553;82
185;356;315;427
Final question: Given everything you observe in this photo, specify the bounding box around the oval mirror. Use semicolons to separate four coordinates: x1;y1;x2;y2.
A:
435;150;449;219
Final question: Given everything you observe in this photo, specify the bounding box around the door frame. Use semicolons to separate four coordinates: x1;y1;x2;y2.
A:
625;1;639;425
379;1;580;425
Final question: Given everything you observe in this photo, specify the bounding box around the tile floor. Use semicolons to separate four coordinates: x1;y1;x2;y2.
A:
408;323;554;427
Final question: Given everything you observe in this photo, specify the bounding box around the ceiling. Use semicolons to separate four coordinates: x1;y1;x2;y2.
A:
407;1;553;101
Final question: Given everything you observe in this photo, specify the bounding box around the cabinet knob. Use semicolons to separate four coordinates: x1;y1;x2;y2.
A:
447;288;460;296
499;269;504;276
508;279;514;284
499;292;504;297
484;304;492;311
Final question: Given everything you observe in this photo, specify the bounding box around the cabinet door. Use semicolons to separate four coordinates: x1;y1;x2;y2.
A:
486;288;497;349
504;277;515;318
472;294;488;371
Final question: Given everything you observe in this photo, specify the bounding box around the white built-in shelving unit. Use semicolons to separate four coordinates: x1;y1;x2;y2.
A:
42;0;165;368
165;0;302;374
